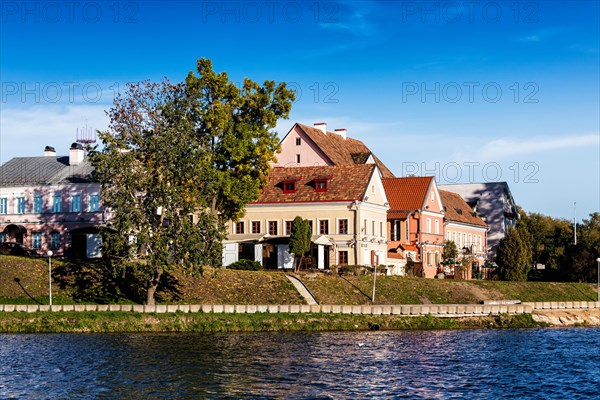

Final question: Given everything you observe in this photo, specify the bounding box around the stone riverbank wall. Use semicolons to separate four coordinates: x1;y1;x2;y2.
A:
1;301;598;317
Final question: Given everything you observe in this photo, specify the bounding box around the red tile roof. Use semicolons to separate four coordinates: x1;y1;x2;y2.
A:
254;164;375;204
439;190;488;227
382;176;434;212
296;123;396;178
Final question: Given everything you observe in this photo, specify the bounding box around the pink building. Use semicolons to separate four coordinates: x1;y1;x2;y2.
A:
439;190;488;279
0;144;105;258
273;122;395;178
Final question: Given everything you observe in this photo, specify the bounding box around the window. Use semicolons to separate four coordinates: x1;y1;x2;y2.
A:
34;196;43;213
251;221;261;234
89;194;100;212
283;180;296;194
268;221;278;235
0;233;6;242
52;193;62;213
285;220;293;235
380;222;384;239
338;251;348;265
447;231;451;241
0;198;7;214
296;137;301;145
315;179;328;192
372;221;376;236
71;194;81;212
50;232;60;249
468;234;472;248
427;252;433;266
307;220;313;233
296;154;301;163
435;220;439;235
32;233;42;249
431;191;435;201
452;231;456;243
319;220;329;235
235;221;244;234
363;219;368;234
426;218;431;233
338;219;348;234
391;220;401;241
16;197;26;214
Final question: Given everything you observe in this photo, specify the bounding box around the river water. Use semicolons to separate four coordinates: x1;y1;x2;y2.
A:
1;328;599;399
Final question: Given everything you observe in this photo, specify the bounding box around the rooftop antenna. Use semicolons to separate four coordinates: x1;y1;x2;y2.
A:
76;120;96;145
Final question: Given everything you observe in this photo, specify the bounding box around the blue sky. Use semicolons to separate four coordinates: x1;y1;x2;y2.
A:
1;0;599;221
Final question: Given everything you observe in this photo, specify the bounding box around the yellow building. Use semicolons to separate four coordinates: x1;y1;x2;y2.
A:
223;164;389;270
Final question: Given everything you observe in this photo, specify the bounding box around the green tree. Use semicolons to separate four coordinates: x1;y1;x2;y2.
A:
442;240;458;263
564;213;600;282
90;58;295;305
496;223;533;281
289;217;312;272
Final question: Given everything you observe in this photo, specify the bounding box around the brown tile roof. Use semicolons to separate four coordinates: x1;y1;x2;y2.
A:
439;190;488;228
382;176;434;212
254;164;375;204
296;123;395;178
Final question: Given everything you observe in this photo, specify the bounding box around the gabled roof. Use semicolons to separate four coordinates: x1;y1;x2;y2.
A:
439;190;488;228
296;123;395;178
254;164;375;204
382;176;434;213
0;156;94;186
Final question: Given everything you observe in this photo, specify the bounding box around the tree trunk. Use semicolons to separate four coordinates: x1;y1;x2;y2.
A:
145;267;162;306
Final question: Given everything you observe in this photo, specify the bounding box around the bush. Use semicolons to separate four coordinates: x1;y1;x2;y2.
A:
227;259;263;271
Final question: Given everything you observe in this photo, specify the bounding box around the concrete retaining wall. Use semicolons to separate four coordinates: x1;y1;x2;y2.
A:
1;302;598;315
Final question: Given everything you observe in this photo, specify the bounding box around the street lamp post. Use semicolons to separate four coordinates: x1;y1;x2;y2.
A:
47;250;53;306
596;257;600;304
372;263;377;303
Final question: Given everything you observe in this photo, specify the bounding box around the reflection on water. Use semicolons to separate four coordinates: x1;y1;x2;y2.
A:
1;328;599;399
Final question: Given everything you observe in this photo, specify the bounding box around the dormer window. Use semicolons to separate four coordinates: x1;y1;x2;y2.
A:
315;179;328;192
283;180;297;193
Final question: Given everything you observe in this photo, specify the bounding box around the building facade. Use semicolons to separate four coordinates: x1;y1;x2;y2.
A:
438;182;518;261
439;190;488;279
0;144;104;257
272;122;396;178
223;164;389;270
383;176;445;278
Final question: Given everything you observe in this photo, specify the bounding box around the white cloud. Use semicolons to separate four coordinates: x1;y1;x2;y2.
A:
479;134;599;160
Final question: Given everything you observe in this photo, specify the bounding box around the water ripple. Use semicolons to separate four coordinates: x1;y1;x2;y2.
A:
1;328;599;399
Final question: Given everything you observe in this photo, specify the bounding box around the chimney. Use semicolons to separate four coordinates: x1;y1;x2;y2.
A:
334;128;347;140
43;146;56;157
314;122;327;134
69;142;85;165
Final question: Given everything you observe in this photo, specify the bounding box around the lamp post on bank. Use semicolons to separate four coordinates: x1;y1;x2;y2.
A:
596;257;600;304
47;250;53;306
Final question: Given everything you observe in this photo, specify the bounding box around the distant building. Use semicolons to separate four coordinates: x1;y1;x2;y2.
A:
223;164;389;270
438;182;518;261
0;144;104;257
273;122;395;178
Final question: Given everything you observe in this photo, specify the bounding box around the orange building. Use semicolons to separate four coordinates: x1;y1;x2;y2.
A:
383;176;445;278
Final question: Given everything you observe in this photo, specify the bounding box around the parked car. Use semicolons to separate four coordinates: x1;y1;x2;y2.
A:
0;242;39;257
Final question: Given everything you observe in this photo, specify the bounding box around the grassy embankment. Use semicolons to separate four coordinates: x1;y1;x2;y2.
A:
1;255;597;305
0;311;541;333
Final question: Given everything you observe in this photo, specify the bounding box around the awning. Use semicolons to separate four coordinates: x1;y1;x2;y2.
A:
223;234;269;244
3;224;27;234
311;235;331;246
